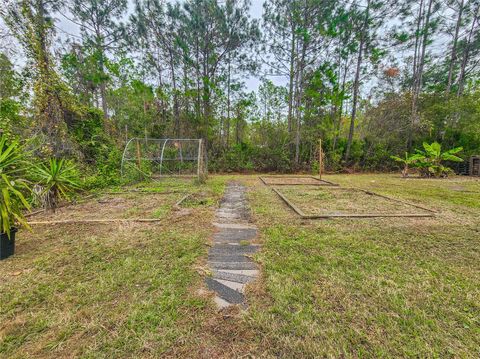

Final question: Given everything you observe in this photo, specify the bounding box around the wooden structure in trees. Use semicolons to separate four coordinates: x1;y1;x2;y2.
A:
469;156;480;176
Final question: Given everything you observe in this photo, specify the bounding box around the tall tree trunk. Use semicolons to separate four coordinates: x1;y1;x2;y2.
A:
331;52;342;150
226;53;231;148
235;108;241;145
156;59;166;124
446;0;464;94
202;51;211;143
36;0;49;77
34;0;67;156
95;31;108;121
345;0;370;163
194;36;201;135
169;49;180;137
294;32;307;167
100;81;108;119
416;0;434;97
457;6;479;97
183;59;189;120
409;0;433;150
408;0;424;150
287;29;296;136
333;56;348;152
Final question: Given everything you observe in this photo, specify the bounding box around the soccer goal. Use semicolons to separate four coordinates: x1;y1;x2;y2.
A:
121;138;207;180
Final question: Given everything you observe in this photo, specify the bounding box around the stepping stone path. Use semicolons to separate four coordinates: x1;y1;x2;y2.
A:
206;182;259;308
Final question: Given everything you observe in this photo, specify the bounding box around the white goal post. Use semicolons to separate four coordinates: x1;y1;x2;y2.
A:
121;138;207;180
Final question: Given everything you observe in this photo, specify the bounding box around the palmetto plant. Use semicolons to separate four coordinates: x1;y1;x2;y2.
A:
32;158;81;212
0;135;30;237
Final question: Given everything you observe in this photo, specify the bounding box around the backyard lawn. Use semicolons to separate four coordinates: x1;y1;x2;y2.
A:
1;174;479;357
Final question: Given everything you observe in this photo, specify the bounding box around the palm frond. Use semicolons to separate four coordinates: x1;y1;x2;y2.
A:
0;135;30;236
31;158;82;212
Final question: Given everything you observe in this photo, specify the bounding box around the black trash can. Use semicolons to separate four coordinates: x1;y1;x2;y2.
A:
0;228;17;260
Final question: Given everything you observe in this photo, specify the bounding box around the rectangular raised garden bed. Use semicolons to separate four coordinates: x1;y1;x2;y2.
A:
272;185;435;218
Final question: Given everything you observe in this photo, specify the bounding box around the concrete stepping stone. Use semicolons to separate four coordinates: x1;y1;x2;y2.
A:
208;254;252;262
214;296;231;309
215;279;245;292
209;245;258;255
220;269;259;276
213;237;256;244
205;278;244;304
210;261;257;270
213;270;256;284
206;182;259;308
212;222;256;229
213;228;257;242
213;237;254;244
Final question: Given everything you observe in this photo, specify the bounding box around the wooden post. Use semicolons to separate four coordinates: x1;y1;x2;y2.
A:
136;139;142;169
319;139;323;180
197;139;203;179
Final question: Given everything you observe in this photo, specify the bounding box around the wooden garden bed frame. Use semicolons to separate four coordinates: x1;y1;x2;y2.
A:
28;218;165;225
27;191;193;225
259;176;338;186
271;186;436;219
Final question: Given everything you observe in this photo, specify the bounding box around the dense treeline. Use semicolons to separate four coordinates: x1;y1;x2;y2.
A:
0;0;479;180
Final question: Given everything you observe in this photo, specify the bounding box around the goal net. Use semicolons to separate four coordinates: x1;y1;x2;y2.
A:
121;138;206;180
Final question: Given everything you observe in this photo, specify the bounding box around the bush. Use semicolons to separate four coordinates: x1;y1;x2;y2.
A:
0;99;24;141
71;107;122;188
0;135;30;236
210;142;293;173
391;142;463;178
31;158;82;212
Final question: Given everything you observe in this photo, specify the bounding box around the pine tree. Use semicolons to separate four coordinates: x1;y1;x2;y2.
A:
1;0;73;156
69;0;128;120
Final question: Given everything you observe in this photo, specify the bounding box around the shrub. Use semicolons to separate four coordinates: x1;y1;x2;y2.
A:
391;142;463;178
0;135;30;236
71;108;122;187
390;152;425;177
416;142;463;177
31;158;82;212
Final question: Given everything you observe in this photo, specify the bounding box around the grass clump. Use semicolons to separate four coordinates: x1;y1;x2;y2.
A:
246;174;480;357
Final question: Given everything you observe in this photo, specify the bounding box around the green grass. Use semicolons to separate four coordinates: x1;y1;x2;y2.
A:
277;185;433;215
245;174;480;357
0;177;237;358
1;174;479;357
1;227;206;356
152;204;171;218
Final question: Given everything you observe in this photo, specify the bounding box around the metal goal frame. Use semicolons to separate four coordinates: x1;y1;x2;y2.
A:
121;138;207;180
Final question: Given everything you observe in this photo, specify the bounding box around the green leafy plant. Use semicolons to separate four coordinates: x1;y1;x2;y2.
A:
416;142;463;178
0;135;30;237
31;158;82;212
391;142;463;178
390;152;425;177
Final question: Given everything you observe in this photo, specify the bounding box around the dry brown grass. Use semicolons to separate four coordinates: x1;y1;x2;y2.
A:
260;175;334;186
0;176;264;358
276;185;433;216
1;174;479;358
244;174;480;358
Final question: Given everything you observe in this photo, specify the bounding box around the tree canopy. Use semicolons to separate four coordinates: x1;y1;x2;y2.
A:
1;0;479;175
